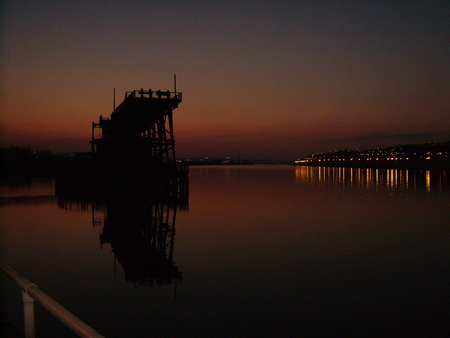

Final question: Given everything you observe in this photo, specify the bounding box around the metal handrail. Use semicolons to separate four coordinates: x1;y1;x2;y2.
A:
0;263;104;338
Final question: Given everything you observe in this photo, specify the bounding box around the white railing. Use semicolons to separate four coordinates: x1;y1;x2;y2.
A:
0;263;104;338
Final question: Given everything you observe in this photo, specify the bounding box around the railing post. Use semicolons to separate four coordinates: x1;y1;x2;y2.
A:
22;290;35;338
1;263;104;338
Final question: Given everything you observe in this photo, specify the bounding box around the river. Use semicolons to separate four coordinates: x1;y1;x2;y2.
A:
1;165;450;337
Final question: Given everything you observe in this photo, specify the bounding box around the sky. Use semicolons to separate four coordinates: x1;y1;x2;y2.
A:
1;0;449;160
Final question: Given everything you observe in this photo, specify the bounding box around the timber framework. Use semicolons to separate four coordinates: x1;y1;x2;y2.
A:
91;88;182;166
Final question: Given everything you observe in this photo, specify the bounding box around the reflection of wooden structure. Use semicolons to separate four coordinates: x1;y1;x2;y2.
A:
91;89;182;165
99;198;185;287
56;187;187;288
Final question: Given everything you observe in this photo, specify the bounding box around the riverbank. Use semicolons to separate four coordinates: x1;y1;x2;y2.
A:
293;141;450;170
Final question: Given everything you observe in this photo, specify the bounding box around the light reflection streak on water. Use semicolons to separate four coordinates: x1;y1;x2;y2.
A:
375;169;379;192
294;166;448;195
405;170;409;191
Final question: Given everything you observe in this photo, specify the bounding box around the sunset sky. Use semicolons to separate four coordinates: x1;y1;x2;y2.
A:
1;1;449;160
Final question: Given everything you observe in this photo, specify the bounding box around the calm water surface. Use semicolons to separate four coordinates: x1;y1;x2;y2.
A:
1;165;450;337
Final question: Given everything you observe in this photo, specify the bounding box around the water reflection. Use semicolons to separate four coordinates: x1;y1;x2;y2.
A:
99;197;185;288
0;177;55;198
2;166;450;336
56;181;188;288
295;166;450;194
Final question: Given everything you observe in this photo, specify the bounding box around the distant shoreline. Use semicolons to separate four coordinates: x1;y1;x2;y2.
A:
292;162;449;171
293;141;450;171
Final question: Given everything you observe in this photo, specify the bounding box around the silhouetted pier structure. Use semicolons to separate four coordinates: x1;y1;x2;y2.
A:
57;88;188;202
58;83;189;284
91;89;182;167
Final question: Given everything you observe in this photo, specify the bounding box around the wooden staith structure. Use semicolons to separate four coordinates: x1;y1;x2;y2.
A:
91;88;182;166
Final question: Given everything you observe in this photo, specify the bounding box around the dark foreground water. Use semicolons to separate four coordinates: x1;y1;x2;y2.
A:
1;165;450;337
